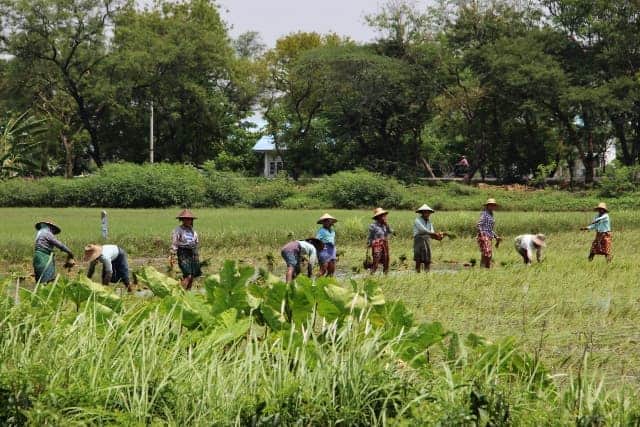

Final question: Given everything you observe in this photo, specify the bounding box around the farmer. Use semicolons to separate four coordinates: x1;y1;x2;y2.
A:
514;234;546;265
367;207;394;274
280;238;323;283
413;204;444;272
33;219;75;283
476;199;502;268
316;213;338;277
84;244;132;291
170;209;201;290
581;202;612;262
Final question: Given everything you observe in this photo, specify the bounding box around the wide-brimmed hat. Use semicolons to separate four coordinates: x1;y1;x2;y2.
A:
594;202;608;212
533;234;546;247
485;198;499;206
305;237;324;251
317;213;338;224
372;207;388;219
176;209;197;220
83;244;103;262
416;204;435;213
34;219;61;235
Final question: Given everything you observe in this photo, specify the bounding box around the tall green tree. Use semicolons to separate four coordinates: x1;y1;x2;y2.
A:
0;0;130;167
103;0;256;164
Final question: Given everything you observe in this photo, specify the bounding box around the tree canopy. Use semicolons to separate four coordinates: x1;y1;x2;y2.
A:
0;0;638;184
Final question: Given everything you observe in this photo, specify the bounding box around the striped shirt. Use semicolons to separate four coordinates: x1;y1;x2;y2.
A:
171;225;199;253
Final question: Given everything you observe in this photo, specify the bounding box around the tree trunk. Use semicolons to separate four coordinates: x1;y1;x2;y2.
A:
60;133;74;179
612;115;632;165
418;156;436;178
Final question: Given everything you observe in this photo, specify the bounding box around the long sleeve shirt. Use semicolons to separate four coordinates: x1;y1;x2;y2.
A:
34;226;73;256
587;213;611;233
476;209;497;238
316;227;336;245
87;244;121;277
297;241;318;268
413;217;434;238
367;222;393;246
171;225;199;253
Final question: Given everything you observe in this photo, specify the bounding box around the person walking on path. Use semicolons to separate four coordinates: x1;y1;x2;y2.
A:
84;244;132;292
413;204;444;272
476;199;502;268
316;213;338;277
367;208;394;274
281;238;323;283
514;234;545;265
33;219;75;283
581;202;612;263
170;209;201;290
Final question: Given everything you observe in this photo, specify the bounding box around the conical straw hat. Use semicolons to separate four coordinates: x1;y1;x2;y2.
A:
176;209;197;219
416;204;435;213
35;219;61;235
317;213;338;224
83;244;103;262
372;207;388;219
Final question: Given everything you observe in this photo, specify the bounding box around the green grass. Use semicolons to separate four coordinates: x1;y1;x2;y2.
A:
2;207;640;423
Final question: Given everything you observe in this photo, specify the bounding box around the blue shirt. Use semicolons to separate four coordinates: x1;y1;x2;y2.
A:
587;213;611;233
413;217;434;238
316;227;335;245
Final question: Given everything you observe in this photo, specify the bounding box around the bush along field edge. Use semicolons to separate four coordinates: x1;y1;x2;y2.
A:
1;162;640;210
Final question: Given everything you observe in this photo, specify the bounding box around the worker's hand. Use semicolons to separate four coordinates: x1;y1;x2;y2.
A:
63;258;76;269
434;232;444;241
168;254;175;269
495;236;502;248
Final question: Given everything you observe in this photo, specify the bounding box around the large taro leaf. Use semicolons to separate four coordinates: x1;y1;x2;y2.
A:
161;292;214;330
290;276;340;324
207;308;251;347
65;275;123;313
372;301;414;331
137;266;182;298
20;277;66;310
258;281;290;331
396;321;449;368
204;260;254;317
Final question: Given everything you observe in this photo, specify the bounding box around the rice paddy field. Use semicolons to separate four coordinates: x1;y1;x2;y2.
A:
2;207;640;424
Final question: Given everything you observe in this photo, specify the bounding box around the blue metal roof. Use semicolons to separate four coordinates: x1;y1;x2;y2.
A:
252;135;286;152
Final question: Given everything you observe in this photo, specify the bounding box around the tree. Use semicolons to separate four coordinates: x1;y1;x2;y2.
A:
0;0;129;167
103;0;257;164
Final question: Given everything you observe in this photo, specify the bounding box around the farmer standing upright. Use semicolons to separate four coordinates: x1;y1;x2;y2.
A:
413;204;444;272
581;202;612;263
170;209;201;290
316;213;338;277
367;208;393;274
476;199;502;268
32;219;75;283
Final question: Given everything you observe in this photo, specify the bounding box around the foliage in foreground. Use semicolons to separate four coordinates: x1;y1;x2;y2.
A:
1;262;639;425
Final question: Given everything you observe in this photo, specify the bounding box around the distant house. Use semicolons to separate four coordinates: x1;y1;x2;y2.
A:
252;135;285;178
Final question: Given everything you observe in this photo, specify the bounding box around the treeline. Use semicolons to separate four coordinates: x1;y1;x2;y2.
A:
1;0;640;183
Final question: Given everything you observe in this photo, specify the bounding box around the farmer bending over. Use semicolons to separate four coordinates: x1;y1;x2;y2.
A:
85;244;132;292
281;238;323;283
514;234;545;265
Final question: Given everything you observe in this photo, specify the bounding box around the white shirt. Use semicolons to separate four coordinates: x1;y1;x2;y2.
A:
90;244;120;275
514;235;541;261
297;240;318;268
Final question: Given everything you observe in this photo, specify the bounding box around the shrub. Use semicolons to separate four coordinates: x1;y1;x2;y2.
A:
202;162;248;206
248;173;296;208
312;169;409;209
598;165;639;198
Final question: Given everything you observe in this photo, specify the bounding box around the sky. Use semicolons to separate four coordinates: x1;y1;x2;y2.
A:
218;0;429;47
